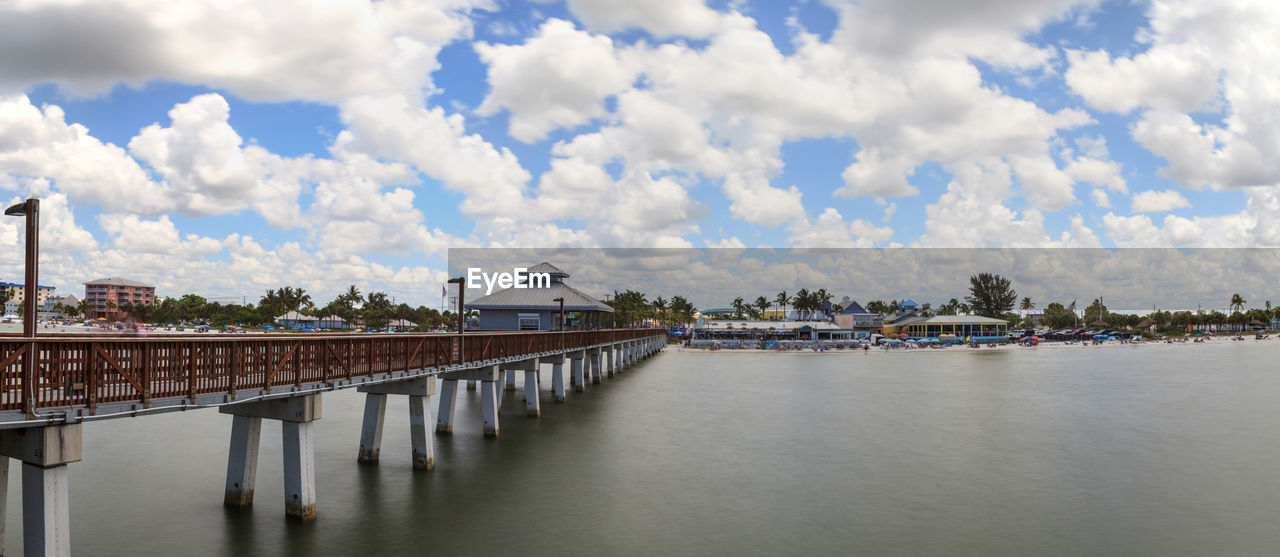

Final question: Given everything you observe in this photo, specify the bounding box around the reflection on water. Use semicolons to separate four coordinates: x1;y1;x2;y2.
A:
6;341;1280;556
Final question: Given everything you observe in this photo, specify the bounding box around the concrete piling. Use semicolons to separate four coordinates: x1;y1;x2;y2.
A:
524;370;541;417
481;380;500;437
436;379;458;435
224;415;262;506
356;393;387;463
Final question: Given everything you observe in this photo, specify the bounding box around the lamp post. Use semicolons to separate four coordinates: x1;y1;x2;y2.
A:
447;277;464;363
552;297;564;331
5;198;39;337
6;198;38;417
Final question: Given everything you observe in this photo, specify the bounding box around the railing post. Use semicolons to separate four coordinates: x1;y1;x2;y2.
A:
22;341;35;418
188;342;197;403
141;343;151;408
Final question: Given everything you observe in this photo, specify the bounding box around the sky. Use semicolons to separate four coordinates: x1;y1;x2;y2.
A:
2;0;1279;307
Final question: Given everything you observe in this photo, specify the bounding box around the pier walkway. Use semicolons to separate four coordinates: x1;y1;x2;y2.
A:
0;328;667;556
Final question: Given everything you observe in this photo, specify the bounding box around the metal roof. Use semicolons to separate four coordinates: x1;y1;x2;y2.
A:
467;281;613;312
84;277;154;287
840;301;869;314
526;262;568;277
276;310;317;322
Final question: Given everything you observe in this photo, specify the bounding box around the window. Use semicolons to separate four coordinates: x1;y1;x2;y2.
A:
518;313;540;331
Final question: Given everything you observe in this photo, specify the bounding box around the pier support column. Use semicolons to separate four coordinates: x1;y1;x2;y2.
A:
615;344;623;372
589;349;601;384
409;395;434;470
504;368;517;391
436;379;458;435
223;415;262;506
467;379;477;391
605;347;615;377
524;370;541;417
0;424;81;557
356;393;387;463
220;395;322;521
442;365;500;437
358;378;436;470
547;355;566;403
571;352;586;392
281;421;317;520
481;380;500;437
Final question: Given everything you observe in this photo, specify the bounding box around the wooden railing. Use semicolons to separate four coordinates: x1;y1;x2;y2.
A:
0;329;665;416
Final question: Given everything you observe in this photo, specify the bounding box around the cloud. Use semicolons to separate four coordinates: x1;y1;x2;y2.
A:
562;0;722;38
0;0;492;102
475;19;638;142
1130;189;1191;213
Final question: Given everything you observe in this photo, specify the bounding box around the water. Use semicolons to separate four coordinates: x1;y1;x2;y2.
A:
6;341;1280;556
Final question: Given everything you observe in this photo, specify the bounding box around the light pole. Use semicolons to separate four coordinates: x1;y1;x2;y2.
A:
6;197;38;417
553;297;564;331
447;277;465;363
5;198;39;337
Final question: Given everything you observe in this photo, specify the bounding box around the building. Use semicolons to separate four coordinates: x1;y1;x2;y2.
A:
466;262;614;331
833;301;883;338
39;294;78;320
0;281;55;308
84;278;156;320
890;315;1010;343
275;310;318;329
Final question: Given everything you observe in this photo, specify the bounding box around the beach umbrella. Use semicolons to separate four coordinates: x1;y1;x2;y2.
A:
262;325;275;330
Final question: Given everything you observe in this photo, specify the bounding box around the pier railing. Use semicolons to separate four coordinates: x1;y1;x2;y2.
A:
0;329;664;415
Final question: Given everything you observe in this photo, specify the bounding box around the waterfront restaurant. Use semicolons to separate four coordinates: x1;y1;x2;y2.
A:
893;315;1010;343
467;262;614;331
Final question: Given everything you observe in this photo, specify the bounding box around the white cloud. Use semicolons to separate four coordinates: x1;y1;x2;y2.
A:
563;0;722;38
475;19;637;142
1130;189;1191;213
1090;188;1111;208
0;0;492;102
334;94;532;218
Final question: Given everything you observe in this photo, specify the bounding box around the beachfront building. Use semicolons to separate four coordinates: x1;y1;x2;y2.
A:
39;294;78;320
891;315;1010;343
0;281;56;310
833;301;883;338
467;262;614;331
316;315;349;330
84;277;156;320
275;310;318;329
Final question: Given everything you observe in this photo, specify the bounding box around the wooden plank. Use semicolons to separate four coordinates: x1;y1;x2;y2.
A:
266;342;301;384
93;345;146;394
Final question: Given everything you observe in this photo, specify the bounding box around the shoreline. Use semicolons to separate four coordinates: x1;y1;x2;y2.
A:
672;336;1271;354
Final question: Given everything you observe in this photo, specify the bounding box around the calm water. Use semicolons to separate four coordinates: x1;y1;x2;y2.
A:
6;341;1280;556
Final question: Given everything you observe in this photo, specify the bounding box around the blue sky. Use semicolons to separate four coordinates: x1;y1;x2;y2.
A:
1;0;1278;306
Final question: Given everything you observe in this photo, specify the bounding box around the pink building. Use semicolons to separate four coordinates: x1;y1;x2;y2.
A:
84;278;156;320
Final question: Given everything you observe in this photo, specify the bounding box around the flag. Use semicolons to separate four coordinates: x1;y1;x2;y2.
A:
442;285;447;297
1067;299;1076;311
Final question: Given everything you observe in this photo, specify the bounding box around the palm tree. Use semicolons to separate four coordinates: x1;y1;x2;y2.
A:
1020;297;1035;327
775;291;789;320
754;296;769;320
1230;293;1246;331
653;296;668;326
731;297;745;319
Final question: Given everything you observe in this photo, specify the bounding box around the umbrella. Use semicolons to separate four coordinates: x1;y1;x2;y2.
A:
262;325;275;330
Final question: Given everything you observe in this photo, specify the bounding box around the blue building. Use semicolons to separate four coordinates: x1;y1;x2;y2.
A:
467;263;614;331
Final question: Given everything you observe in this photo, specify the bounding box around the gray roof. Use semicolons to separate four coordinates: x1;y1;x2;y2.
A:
276;310;317;322
85;277;153;288
467;281;613;312
526;262;568;278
